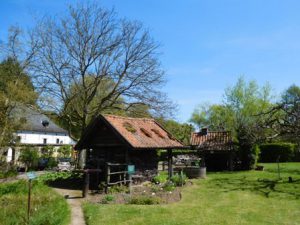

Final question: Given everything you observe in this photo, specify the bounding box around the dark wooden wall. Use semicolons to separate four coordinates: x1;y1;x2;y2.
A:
128;149;158;171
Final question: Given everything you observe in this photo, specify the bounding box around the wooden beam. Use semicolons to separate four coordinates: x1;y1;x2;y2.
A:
229;152;234;171
82;172;90;198
167;149;173;179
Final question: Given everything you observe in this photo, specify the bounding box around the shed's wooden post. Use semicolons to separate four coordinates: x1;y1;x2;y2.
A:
82;171;90;198
105;163;110;193
167;149;173;179
229;152;234;171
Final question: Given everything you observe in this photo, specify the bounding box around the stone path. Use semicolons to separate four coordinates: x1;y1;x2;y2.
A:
53;188;86;225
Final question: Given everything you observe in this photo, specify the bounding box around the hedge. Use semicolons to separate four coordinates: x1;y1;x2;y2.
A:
259;143;296;162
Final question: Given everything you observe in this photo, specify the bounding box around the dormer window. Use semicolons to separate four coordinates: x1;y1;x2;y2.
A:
42;120;49;127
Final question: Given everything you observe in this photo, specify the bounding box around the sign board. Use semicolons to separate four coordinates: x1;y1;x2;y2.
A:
26;172;37;180
127;165;135;175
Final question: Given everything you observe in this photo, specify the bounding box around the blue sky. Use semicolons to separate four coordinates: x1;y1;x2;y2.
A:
1;0;300;122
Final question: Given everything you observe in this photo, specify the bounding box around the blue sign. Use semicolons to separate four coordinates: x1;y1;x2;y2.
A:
127;165;135;175
27;172;37;180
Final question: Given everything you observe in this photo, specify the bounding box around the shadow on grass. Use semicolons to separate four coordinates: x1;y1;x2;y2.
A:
206;175;300;199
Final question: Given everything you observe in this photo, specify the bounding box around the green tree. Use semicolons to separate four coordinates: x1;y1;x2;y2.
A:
19;147;39;171
190;77;275;169
41;146;55;158
158;119;194;145
57;145;72;158
276;85;300;144
0;58;37;151
190;104;229;131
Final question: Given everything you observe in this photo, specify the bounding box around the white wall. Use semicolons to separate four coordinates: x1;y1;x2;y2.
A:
16;131;74;145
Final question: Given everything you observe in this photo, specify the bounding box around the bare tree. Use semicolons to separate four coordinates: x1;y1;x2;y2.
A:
29;2;173;139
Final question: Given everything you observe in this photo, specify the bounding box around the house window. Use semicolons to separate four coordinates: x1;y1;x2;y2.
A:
56;138;60;144
43;138;47;144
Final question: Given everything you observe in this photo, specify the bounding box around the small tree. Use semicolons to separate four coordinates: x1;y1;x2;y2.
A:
57;145;72;158
41;145;55;158
19;147;39;171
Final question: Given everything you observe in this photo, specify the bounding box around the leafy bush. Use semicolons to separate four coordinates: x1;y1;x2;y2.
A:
170;173;187;186
251;144;261;169
0;169;18;179
163;181;175;191
101;195;115;204
57;145;72;158
152;172;168;184
259;143;296;162
46;157;58;169
128;196;160;205
19;146;39;171
37;171;82;183
108;185;129;194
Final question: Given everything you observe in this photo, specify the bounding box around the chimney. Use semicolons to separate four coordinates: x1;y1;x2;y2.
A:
201;127;208;135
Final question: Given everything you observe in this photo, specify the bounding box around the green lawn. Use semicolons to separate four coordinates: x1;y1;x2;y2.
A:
83;163;300;225
0;180;70;225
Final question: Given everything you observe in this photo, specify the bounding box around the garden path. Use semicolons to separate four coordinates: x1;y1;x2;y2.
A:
54;188;86;225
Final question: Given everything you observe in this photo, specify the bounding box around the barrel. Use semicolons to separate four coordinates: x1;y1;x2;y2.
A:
199;167;206;179
182;167;201;178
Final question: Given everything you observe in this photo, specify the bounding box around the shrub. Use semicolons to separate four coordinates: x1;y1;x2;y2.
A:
46;157;58;169
57;145;72;158
108;185;129;194
0;161;18;178
152;172;168;184
170;173;187;186
259;143;296;162
128;196;160;205
37;171;82;183
163;181;175;191
251;145;260;169
19;146;39;171
101;195;115;204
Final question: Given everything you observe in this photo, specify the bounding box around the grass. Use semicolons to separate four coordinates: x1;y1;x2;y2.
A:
0;180;70;225
83;163;300;225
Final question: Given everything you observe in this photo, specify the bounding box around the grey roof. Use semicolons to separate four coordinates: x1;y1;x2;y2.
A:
13;106;68;134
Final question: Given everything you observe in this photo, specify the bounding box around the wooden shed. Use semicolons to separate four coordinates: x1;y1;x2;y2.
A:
190;129;235;171
75;114;185;187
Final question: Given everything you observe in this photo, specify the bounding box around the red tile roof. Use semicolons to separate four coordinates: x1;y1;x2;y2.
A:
103;115;184;149
190;131;234;151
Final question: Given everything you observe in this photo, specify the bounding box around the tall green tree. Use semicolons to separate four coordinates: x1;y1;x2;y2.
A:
190;77;275;169
190;104;229;131
276;85;300;144
0;58;37;150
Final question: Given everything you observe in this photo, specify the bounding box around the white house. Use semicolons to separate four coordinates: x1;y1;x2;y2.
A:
5;107;75;162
